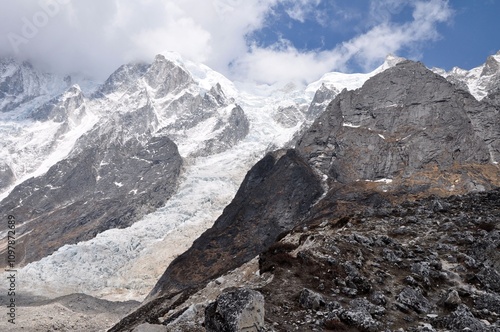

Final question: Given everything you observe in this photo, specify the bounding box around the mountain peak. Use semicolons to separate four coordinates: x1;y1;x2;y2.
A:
383;53;406;68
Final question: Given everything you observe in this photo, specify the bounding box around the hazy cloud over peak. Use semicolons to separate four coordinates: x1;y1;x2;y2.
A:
0;0;453;84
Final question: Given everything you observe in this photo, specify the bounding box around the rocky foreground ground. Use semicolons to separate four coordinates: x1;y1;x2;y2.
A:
155;188;500;331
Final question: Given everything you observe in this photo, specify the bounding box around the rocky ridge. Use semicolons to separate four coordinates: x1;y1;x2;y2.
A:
435;50;500;104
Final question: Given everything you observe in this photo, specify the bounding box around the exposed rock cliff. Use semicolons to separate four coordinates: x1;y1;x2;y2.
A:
297;60;498;186
110;149;323;331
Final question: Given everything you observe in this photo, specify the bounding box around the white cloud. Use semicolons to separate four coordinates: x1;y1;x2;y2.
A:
0;0;278;79
0;0;453;84
234;0;453;83
231;40;344;84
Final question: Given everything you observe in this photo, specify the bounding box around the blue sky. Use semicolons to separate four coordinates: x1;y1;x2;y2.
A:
249;0;500;72
420;0;500;70
0;0;499;83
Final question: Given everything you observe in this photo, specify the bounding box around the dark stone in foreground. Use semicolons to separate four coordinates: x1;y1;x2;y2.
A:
205;288;265;332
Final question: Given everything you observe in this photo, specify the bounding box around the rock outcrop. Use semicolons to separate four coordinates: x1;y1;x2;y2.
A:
205;288;265;332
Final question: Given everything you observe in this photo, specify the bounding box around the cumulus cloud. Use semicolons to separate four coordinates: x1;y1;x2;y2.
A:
0;0;453;84
237;0;453;83
0;0;278;79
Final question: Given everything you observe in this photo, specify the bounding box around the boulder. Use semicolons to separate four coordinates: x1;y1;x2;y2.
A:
205;288;265;332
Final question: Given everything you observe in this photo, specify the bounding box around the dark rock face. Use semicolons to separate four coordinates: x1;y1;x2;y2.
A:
297;61;495;183
205;288;265;332
148;149;322;299
0;105;182;264
110;149;322;331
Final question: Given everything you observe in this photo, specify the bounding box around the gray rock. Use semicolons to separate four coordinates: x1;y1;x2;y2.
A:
297;60;493;183
442;289;461;308
273;105;304;128
299;288;325;310
434;305;489;332
477;267;500;293
144;55;194;98
397;287;431;314
195;105;250;157
31;85;86;123
339;309;379;332
205;288;265;332
0;162;14;192
306;83;339;119
477;293;500;315
96;62;149;97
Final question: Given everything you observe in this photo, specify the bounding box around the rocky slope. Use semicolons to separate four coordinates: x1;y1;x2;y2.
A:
131;187;500;332
255;187;500;331
110;59;500;331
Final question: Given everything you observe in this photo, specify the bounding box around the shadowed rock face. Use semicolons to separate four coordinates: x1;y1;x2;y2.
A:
148;149;323;300
296;60;497;184
110;149;323;331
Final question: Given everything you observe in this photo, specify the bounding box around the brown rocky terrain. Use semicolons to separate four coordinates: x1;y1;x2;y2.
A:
256;188;500;331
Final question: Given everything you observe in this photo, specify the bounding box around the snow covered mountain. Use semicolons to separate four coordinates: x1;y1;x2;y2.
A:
0;52;408;302
434;50;500;102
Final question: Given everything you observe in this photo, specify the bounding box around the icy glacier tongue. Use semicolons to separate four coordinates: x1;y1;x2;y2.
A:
15;53;402;301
